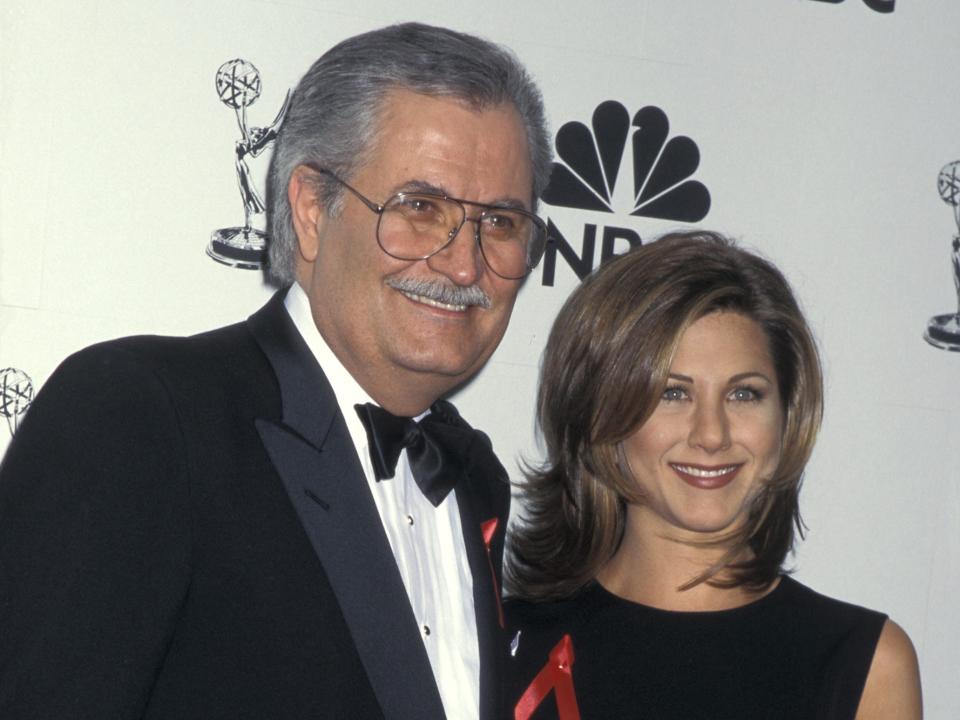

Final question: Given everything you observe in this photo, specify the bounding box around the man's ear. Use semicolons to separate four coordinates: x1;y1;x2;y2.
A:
288;166;325;263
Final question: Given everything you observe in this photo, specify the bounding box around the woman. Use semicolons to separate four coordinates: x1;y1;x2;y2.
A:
504;231;921;719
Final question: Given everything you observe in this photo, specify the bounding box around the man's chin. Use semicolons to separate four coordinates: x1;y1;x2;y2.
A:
393;350;488;387
400;358;477;381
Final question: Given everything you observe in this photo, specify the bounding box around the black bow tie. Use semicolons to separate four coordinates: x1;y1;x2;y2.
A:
355;401;471;507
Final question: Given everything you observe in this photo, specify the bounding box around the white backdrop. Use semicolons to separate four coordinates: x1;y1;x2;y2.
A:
2;0;957;715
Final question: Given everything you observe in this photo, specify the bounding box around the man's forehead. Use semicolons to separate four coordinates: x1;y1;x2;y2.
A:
363;88;533;199
379;85;500;112
373;87;517;133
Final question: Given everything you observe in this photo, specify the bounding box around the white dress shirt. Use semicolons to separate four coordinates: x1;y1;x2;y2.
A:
284;284;480;720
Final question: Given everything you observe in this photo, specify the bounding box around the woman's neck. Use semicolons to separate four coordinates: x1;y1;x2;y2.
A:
596;510;776;612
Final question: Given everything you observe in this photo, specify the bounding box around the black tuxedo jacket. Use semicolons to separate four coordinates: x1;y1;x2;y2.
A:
0;292;511;719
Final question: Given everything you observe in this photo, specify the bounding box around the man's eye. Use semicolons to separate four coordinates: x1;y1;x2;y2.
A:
483;213;517;232
403;197;438;213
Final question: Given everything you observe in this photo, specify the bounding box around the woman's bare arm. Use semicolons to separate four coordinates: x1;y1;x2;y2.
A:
855;619;922;720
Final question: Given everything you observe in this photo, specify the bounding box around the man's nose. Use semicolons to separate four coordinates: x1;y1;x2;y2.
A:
425;218;484;286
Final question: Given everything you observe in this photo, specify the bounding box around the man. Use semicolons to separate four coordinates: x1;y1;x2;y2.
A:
0;23;552;719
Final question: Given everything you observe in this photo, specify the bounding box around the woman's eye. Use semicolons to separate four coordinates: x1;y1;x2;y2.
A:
730;387;763;402
662;386;687;402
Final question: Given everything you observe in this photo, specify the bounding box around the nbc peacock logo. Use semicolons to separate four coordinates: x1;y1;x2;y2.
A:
807;0;894;13
538;100;711;286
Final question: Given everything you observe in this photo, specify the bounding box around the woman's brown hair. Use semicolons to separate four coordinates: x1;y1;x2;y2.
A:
506;231;823;600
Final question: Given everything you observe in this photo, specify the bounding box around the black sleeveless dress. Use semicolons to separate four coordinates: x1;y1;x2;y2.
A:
503;576;886;720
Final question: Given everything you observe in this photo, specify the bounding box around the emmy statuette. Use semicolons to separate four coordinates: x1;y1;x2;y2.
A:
209;59;290;269
924;161;960;351
1;368;33;437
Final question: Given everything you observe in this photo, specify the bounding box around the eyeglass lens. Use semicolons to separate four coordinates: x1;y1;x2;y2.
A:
377;193;544;279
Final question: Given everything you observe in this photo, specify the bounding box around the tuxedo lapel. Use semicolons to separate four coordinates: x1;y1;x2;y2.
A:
453;429;511;720
247;293;445;720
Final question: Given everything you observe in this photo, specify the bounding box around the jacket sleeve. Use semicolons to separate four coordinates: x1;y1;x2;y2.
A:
0;343;192;718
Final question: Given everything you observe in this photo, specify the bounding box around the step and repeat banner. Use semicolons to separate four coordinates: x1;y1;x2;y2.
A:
2;0;957;713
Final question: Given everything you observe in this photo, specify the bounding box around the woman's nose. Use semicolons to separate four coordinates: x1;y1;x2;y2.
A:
688;400;731;452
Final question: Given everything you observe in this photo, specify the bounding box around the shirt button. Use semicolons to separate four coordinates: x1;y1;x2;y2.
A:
405;514;415;526
422;624;431;637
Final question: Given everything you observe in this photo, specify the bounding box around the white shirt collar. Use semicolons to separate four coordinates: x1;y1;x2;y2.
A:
283;282;374;457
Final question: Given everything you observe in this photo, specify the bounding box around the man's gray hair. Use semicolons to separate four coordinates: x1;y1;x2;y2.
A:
266;22;553;284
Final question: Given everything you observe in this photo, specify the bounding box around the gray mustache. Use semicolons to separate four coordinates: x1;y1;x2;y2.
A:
386;277;492;309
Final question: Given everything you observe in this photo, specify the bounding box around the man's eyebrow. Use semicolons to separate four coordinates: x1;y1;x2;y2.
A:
394;179;448;196
482;197;530;212
392;179;530;211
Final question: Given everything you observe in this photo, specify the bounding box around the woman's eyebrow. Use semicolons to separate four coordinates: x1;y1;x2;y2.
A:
666;371;773;384
729;371;773;384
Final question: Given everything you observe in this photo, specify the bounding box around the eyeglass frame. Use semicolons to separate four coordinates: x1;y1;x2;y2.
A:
301;162;548;280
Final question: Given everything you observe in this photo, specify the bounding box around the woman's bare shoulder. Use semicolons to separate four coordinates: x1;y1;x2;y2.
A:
855;619;922;720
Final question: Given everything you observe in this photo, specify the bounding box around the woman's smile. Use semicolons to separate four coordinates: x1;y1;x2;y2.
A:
669;462;743;489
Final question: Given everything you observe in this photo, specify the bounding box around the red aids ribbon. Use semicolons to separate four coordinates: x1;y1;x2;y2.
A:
480;517;505;628
514;634;581;720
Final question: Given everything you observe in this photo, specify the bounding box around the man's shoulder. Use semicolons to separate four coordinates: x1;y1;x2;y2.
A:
43;316;277;415
118;317;249;354
87;290;289;377
61;320;257;380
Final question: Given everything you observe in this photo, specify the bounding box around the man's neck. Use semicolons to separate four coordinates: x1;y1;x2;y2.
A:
343;362;456;417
